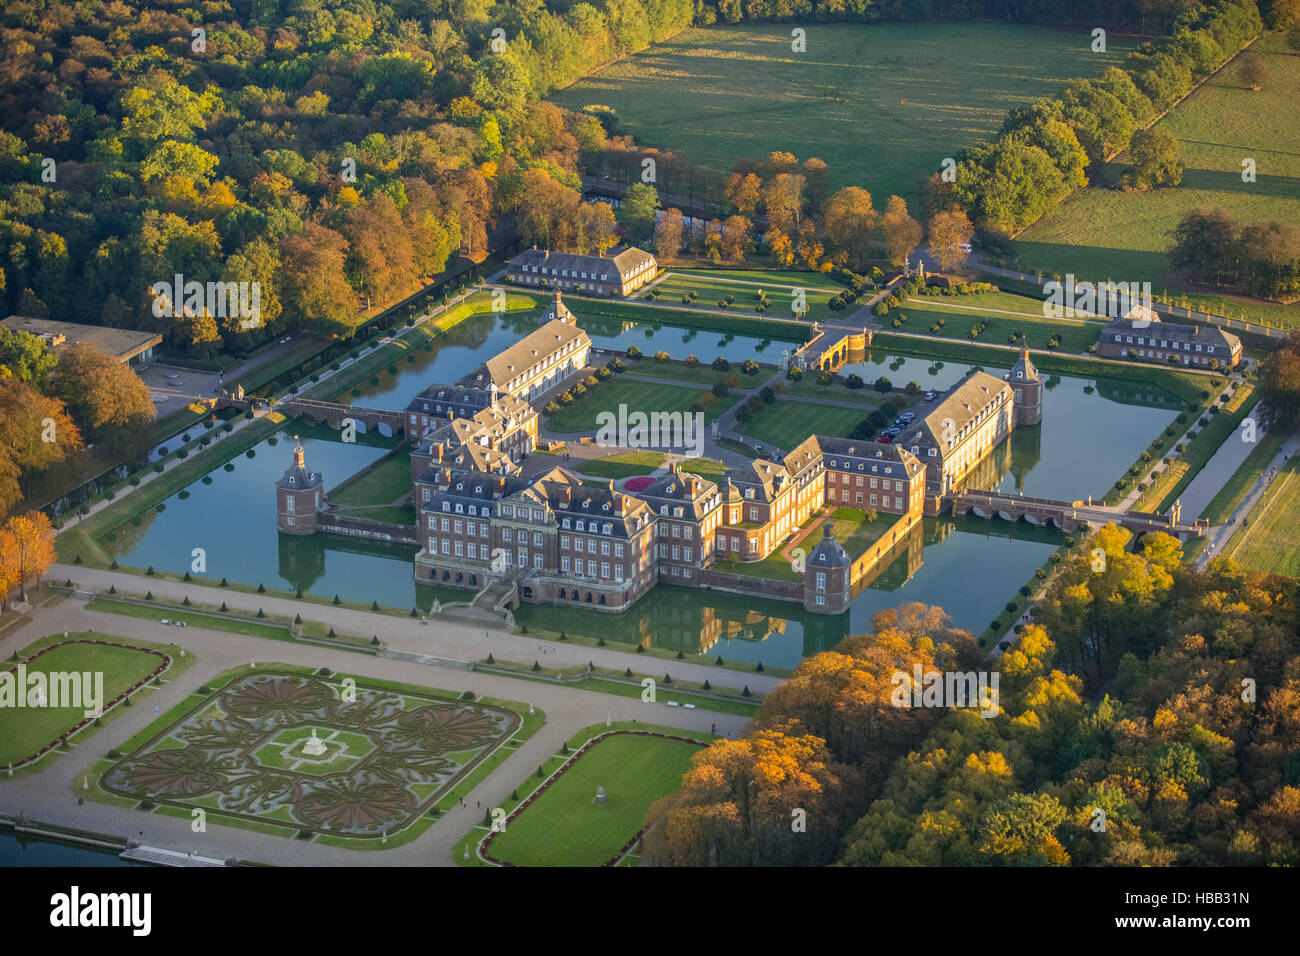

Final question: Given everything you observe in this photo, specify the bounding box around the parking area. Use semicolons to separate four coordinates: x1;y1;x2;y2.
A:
139;363;224;416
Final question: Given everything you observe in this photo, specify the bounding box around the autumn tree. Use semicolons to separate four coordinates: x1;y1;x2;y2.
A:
1123;129;1184;189
4;510;55;602
0;378;81;515
720;216;751;263
881;195;923;267
928;209;975;272
49;344;154;457
723;172;762;216
763;173;805;235
802;157;830;211
280;223;357;337
0;522;17;609
654;208;685;260
822;187;878;269
764;226;794;267
578;201;618;255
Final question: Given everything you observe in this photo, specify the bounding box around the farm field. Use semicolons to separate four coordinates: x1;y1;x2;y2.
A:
1221;454;1300;577
484;732;702;866
739;398;866;450
552;22;1134;201
543;377;738;433
896;292;1106;353
1013;36;1300;332
650;269;847;324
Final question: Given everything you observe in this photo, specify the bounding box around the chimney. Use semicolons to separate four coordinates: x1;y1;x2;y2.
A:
435;444;443;463
498;476;506;491
669;460;678;474
607;479;614;491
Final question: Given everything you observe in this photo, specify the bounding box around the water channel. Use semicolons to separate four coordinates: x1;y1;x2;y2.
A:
98;310;1180;668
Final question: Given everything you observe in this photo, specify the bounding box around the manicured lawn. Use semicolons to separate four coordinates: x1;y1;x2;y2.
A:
484;732;702;866
650;269;846;324
577;451;667;479
1014;36;1300;332
552;22;1132;200
624;358;757;387
824;507;902;556
1222;455;1300;576
545;377;737;433
329;451;412;507
897;292;1106;353
85;597;290;641
785;376;889;405
681;457;731;479
739;399;865;450
0;635;170;766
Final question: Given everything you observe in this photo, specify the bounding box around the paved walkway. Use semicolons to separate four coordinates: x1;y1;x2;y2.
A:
50;565;782;696
0;597;749;866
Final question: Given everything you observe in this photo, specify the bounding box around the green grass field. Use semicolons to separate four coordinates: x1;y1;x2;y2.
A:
897;292;1106;353
1222;454;1300;576
484;732;702;866
545;377;738;433
552;22;1133;200
328;451;412;507
0;636;168;766
739;399;866;450
651;269;847;324
1014;36;1300;332
85;597;291;641
1199;427;1288;523
577;451;667;478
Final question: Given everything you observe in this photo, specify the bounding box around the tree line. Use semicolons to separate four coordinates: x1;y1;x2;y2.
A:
641;527;1300;866
1172;208;1300;301
944;0;1265;236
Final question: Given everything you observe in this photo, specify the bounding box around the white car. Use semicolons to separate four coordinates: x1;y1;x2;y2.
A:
160;619;171;625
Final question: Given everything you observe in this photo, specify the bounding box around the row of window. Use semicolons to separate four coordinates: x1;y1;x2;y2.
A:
1117;334;1216;353
558;556;624;581
833;473;905;491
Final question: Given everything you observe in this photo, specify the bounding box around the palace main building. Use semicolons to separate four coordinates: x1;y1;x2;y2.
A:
277;298;1037;615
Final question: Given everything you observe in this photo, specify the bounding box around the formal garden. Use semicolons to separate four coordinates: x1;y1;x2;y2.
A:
95;668;539;847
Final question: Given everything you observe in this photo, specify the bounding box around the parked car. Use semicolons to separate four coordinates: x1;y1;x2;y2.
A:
879;435;893;443
160;619;171;625
924;391;938;401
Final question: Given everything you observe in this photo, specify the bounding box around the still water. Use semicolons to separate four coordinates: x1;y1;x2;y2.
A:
99;319;1178;666
0;830;144;867
343;309;802;410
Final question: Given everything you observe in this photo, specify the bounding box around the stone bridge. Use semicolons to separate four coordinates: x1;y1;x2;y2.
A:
950;489;1208;538
280;398;407;438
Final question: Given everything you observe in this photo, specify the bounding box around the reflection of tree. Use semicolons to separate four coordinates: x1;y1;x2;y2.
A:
106;505;160;555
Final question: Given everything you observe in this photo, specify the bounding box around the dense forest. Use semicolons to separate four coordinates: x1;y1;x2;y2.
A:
642;527;1300;866
0;0;1286;362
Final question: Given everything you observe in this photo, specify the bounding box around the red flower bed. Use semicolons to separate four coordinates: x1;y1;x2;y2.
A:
477;729;706;867
4;639;172;770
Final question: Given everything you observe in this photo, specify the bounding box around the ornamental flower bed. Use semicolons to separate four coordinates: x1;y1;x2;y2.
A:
477;729;706;867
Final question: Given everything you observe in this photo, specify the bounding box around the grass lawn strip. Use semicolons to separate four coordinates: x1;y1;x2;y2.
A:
1;633;180;771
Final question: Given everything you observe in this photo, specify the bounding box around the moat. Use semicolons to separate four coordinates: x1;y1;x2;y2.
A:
100;310;1180;668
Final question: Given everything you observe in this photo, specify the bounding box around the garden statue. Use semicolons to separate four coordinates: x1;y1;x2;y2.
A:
594;786;608;804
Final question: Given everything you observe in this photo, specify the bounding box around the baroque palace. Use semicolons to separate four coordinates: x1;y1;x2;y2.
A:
276;291;1041;616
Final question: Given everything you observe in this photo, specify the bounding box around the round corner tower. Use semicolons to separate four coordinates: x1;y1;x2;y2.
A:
1006;348;1042;426
275;442;323;534
804;523;852;614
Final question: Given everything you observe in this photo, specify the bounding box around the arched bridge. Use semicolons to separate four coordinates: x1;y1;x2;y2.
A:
279;398;406;437
950;489;1208;538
